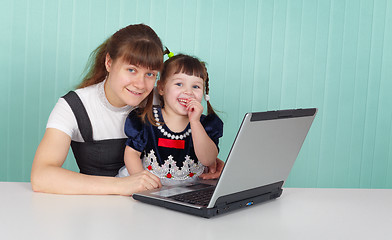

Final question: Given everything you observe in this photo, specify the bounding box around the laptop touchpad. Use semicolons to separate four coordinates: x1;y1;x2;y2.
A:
151;183;212;198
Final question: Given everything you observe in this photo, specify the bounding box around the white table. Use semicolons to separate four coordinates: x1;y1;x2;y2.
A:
1;182;391;240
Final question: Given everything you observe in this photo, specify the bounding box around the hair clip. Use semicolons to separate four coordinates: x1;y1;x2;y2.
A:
168;52;174;58
205;95;210;101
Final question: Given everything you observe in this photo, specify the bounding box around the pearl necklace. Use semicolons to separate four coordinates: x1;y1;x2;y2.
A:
154;108;191;140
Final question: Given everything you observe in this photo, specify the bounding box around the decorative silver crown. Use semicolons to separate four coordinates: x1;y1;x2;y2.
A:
142;149;205;180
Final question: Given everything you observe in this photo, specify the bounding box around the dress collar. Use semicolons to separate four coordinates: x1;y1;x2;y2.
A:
154;107;191;140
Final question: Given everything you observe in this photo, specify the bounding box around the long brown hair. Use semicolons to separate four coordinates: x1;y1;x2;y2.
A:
78;24;164;108
141;53;217;125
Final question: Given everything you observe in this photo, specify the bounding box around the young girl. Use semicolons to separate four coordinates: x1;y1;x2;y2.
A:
117;54;223;185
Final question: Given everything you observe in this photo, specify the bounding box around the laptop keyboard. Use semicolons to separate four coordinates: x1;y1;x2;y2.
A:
169;187;215;206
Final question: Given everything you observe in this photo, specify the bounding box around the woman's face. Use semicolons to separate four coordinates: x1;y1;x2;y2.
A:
104;55;158;107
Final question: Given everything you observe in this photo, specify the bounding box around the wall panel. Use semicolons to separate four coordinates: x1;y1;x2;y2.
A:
1;0;392;188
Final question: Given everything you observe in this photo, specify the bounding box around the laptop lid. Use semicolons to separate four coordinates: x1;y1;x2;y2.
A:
207;108;317;208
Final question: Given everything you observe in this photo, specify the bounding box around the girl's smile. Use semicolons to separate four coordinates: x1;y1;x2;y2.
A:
178;98;189;107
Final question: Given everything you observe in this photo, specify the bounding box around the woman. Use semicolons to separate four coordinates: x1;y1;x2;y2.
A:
31;24;222;195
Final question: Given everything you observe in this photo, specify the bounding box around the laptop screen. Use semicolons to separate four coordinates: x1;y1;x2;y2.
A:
208;109;317;208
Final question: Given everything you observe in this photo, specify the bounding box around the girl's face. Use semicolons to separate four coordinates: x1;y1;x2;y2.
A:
159;72;204;116
104;55;158;107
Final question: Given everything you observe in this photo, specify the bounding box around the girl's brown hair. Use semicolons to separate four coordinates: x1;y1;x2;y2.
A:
78;24;164;107
141;53;217;125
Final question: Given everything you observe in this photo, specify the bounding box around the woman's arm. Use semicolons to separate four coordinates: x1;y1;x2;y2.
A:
31;128;161;195
124;146;144;175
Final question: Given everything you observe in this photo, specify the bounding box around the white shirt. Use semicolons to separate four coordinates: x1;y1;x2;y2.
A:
46;80;133;142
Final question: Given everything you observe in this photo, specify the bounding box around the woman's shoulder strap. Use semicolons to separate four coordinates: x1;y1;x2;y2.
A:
62;91;93;142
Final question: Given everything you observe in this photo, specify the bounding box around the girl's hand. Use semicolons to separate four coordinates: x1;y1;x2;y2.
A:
118;170;162;196
186;98;203;122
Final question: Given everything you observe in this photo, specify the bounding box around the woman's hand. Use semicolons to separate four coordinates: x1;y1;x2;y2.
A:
32;129;161;196
199;158;225;180
117;170;162;196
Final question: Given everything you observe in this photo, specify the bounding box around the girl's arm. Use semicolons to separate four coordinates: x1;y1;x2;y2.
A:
124;146;144;175
31;128;161;195
189;120;219;168
187;99;218;168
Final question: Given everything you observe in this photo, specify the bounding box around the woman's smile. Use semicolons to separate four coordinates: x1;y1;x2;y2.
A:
126;88;143;96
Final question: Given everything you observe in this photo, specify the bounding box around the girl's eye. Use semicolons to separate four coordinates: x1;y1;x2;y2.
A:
175;83;182;87
128;68;136;73
193;85;201;89
146;72;156;78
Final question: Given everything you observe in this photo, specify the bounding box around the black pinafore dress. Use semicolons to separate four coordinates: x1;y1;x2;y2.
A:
62;91;126;176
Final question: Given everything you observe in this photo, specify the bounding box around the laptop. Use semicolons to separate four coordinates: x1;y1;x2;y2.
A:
133;108;317;218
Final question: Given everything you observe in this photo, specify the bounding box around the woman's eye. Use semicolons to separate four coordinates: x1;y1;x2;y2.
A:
146;73;155;77
193;85;201;89
128;68;136;73
175;83;182;87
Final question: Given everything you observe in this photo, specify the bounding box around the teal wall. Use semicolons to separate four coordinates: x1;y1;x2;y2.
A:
1;0;392;188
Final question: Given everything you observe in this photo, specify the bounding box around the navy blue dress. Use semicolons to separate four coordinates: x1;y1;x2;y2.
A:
124;106;223;183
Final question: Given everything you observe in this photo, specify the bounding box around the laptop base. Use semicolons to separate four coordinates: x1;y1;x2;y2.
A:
133;181;283;218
